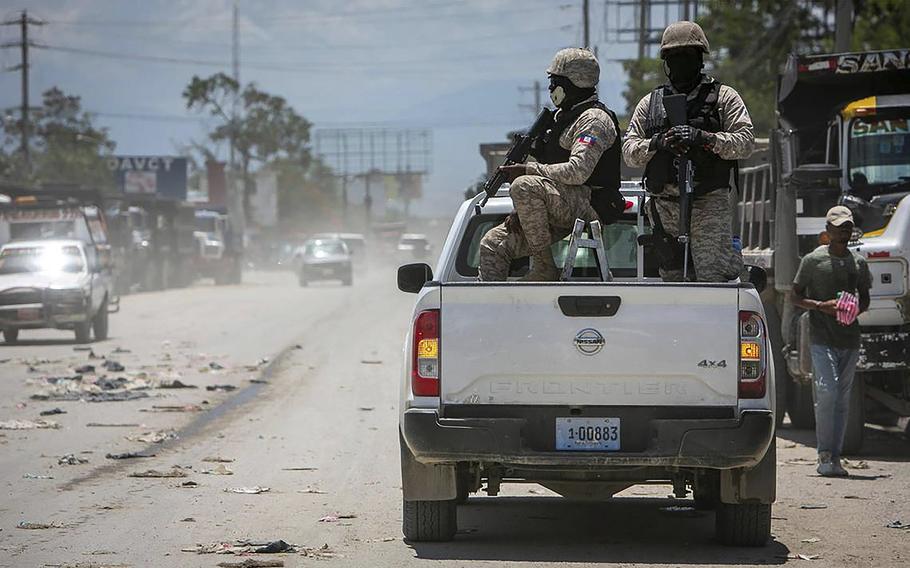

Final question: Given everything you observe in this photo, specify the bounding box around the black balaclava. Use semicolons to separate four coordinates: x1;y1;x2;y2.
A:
663;47;704;93
548;74;595;110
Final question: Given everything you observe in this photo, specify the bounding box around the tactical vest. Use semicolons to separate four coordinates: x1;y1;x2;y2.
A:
643;81;735;196
537;100;625;223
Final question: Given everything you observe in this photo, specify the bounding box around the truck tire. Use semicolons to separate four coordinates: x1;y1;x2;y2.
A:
842;375;866;455
787;375;816;429
3;328;19;343
715;502;772;547
402;497;457;542
74;321;92;344
92;298;109;341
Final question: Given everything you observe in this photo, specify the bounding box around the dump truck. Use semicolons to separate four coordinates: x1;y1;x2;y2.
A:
736;48;910;448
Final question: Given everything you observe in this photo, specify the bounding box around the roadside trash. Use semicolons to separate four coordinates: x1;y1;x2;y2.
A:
179;481;199;488
801;537;821;543
206;384;237;392
886;520;910;530
158;380;197;389
783;554;820;560
250;379;268;384
318;514;357;523
32;390;149;403
0;419;61;430
225;486;270;494
202;456;234;463
142;404;204;412
23;473;54;479
58;453;89;465
217;560;284;568
74;365;95;374
844;495;870;500
297;488;326;494
281;467;317;471
360;360;383;365
358;407;375;411
112;347;131;354
201;464;233;475
87;422;140;428
182;539;298;554
17;521;63;529
73;346;92;352
89;349;101;359
784;458;817;466
106;452;156;460
39;408;66;416
842;459;870;470
181;517;196;522
129;468;188;478
209;362;225;370
800;504;828;509
95;377;129;390
126;430;177;444
16;402;26;409
102;360;125;372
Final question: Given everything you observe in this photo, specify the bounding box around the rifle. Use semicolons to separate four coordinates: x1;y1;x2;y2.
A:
661;93;694;280
475;108;555;214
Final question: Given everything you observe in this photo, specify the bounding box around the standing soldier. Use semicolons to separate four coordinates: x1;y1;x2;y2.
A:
478;48;625;281
623;21;754;282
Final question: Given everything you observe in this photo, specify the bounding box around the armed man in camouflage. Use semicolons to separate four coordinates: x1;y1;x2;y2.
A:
479;48;624;281
623;21;754;282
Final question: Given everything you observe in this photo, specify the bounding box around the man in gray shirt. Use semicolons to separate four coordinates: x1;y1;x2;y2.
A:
791;206;872;477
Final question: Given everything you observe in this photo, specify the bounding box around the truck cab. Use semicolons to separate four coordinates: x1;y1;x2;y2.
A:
397;186;776;546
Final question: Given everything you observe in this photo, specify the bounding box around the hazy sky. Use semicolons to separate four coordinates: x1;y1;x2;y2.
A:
0;0;653;216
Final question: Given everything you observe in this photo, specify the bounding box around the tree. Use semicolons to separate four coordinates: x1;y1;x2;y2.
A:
1;87;115;187
183;73;314;221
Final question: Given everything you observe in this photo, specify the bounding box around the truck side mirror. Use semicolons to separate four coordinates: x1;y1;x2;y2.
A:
398;263;433;293
744;265;767;293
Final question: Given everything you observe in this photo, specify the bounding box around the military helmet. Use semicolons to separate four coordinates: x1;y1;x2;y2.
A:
546;48;599;89
659;21;710;58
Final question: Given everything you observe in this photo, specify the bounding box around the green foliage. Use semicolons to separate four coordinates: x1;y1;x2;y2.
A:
852;0;910;50
1;87;115;187
621;58;665;118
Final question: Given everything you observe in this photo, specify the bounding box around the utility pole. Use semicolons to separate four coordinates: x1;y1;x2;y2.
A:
519;80;545;117
638;0;648;60
1;10;44;176
835;0;853;53
582;0;590;48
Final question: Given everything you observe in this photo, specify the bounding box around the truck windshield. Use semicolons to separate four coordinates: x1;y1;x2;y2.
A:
0;246;85;275
305;241;346;257
848;115;910;191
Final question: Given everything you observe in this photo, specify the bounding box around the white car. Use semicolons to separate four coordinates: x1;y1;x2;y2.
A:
0;240;116;343
397;233;432;260
396;187;776;546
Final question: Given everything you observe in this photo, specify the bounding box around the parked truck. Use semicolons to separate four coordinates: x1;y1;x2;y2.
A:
193;207;242;285
397;186;776;546
736;49;910;447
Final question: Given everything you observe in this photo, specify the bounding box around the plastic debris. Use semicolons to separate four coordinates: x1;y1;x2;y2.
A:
181;517;196;522
102;360;125;372
360;360;383;365
217;560;284;568
206;384;237;392
129;468;188;478
843;495;870;500
843;459;870;470
201;464;233;475
112;346;131;354
179;480;199;488
297;488;327;494
0;419;61;430
318;514;357;523
281;466;317;471
32;391;149;403
87;423;140;428
73;346;92;351
158;379;197;389
39;408;66;416
106;451;156;460
886;520;910;530
358;407;375;411
800;504;828;509
126;430;177;444
209;361;225;370
74;364;96;374
182;539;298;555
23;473;54;479
225;486;270;494
202;456;234;463
58;453;89;465
17;521;63;529
141;404;204;413
801;537;821;543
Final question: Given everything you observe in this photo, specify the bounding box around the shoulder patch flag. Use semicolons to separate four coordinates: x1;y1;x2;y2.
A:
577;133;597;146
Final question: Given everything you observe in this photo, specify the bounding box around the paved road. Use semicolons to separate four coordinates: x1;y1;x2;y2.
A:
1;267;908;567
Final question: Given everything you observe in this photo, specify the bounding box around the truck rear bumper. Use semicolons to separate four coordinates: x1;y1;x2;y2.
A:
402;408;774;470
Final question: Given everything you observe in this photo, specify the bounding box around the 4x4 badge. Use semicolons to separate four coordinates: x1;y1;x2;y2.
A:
574;328;605;356
698;359;727;369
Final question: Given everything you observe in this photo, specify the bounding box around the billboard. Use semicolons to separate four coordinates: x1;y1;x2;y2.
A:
108;156;188;200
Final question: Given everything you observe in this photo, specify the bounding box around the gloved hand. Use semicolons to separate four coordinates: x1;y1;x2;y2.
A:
666;125;716;149
649;132;683;155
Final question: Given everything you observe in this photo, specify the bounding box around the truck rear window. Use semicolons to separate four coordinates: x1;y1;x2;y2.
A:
456;214;647;279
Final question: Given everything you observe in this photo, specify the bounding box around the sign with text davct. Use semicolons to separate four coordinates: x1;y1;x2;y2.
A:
107;156;188;200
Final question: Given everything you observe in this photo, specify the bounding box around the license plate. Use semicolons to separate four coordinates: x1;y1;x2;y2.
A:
556;417;620;451
17;308;40;321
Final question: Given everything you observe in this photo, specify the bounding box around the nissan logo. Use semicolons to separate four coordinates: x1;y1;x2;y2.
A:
574;328;605;356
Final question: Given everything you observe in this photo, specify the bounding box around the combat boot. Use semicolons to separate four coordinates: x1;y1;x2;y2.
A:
521;250;559;281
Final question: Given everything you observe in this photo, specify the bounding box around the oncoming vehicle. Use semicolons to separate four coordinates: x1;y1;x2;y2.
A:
396;186;776;546
397;233;432;260
310;232;366;259
0;240;117;344
298;238;352;287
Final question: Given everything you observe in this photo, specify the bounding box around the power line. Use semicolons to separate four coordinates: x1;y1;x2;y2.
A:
1;10;45;174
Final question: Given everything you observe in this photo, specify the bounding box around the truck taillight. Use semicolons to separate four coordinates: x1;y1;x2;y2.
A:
738;311;767;399
412;309;440;397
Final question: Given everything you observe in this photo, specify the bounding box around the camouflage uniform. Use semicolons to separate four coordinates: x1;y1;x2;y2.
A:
479;97;616;281
622;76;754;281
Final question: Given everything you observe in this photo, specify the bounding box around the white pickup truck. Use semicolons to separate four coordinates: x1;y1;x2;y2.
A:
397;186;776;546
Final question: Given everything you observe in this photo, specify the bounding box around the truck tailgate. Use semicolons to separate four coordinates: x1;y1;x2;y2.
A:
440;284;740;407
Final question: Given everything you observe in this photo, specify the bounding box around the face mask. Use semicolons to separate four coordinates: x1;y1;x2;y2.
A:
664;50;703;90
549;85;566;107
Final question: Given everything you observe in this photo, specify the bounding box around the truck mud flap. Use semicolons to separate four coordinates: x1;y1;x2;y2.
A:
720;437;776;505
400;431;456;502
